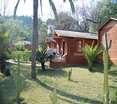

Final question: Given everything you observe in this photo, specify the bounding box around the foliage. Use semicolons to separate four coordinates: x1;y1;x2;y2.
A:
36;43;47;71
0;19;11;76
38;19;47;44
89;0;117;32
31;0;75;79
0;23;9;54
82;44;102;71
13;57;25;104
0;72;4;80
4;18;32;43
12;50;31;63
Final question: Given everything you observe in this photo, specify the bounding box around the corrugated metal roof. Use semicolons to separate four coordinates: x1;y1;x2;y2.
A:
55;30;98;39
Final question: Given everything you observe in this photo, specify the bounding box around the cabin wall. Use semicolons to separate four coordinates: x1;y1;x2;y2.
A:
99;24;117;64
108;24;117;64
47;36;97;67
63;38;97;65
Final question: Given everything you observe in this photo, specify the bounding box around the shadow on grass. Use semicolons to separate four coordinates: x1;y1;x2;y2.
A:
0;77;16;104
91;64;104;73
69;80;79;83
58;96;79;104
37;68;67;78
64;64;104;73
36;79;102;104
109;69;117;77
0;75;30;104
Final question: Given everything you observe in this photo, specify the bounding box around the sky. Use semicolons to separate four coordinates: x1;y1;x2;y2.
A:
0;0;100;21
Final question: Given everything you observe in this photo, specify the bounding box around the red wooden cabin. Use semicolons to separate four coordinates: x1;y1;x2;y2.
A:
98;18;117;64
46;30;98;67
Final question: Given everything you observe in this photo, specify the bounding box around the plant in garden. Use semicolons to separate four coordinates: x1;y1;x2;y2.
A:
36;43;47;71
36;42;56;71
13;56;25;104
0;21;11;76
82;44;101;71
103;33;111;104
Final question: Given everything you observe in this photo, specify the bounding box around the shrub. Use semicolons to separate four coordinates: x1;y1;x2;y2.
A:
0;21;11;76
82;44;102;71
12;50;31;63
13;57;25;104
36;47;47;71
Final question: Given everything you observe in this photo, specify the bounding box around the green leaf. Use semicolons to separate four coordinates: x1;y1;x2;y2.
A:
69;0;75;13
49;0;58;21
40;0;43;15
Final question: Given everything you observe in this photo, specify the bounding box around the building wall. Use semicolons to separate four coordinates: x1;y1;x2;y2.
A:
49;36;97;67
99;23;117;64
65;38;97;65
108;24;117;64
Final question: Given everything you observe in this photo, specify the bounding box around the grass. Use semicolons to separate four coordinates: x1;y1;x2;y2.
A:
0;64;117;104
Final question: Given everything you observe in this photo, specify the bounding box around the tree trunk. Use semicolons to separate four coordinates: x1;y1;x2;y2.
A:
31;0;38;79
41;62;46;71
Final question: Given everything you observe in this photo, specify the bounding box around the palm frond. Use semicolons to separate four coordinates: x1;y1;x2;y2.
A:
40;0;43;15
69;0;75;13
49;0;58;21
13;0;21;19
82;44;101;70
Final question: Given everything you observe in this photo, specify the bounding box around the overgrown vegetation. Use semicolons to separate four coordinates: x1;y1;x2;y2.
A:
0;19;11;76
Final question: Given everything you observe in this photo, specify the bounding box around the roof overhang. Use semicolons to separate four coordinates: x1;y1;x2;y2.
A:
55;30;98;40
98;17;117;31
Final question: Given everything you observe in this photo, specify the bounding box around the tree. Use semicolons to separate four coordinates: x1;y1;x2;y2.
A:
0;20;10;75
31;0;38;79
31;0;75;79
56;12;78;31
82;44;101;71
88;0;117;32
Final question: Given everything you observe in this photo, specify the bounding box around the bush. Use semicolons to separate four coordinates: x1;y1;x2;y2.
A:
12;50;31;63
13;57;25;104
36;47;47;71
82;44;102;71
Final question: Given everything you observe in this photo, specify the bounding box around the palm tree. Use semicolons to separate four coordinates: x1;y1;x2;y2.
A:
13;0;75;79
31;0;75;79
31;0;38;79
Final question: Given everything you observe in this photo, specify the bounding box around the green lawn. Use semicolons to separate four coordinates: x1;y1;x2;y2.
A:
0;64;117;104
